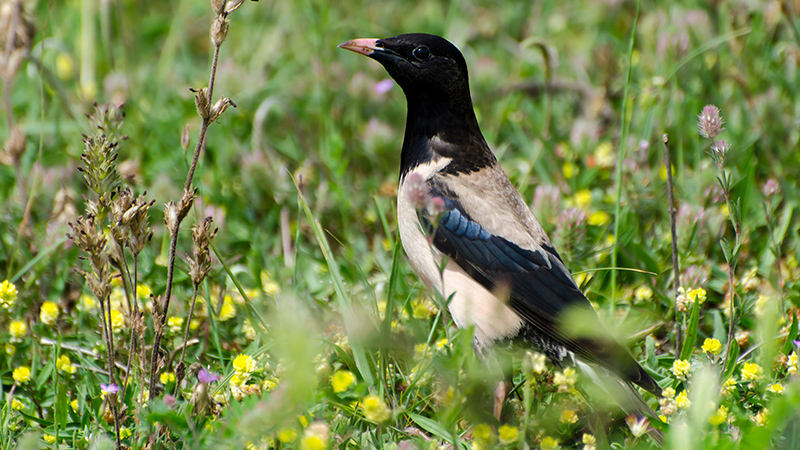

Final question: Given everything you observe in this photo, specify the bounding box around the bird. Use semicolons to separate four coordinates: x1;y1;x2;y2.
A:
339;33;662;419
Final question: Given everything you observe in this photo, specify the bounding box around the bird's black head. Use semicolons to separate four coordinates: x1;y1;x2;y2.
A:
339;34;476;132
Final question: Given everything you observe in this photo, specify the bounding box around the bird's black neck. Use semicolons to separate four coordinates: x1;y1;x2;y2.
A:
399;92;486;178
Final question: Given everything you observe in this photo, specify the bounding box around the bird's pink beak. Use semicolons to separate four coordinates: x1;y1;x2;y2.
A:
338;38;380;56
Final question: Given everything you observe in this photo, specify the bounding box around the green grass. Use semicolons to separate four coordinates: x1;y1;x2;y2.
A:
2;0;800;449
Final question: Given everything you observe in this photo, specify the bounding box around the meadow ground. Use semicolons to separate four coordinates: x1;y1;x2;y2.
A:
1;0;800;449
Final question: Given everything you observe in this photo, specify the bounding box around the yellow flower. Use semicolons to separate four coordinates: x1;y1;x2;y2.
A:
13;366;31;384
160;372;176;385
587;211;610;226
540;436;560;450
230;373;249;387
497;424;518;444
120;427;132;439
570;189;592;209
709;405;728;426
299;414;310;427
526;351;547;375
702;338;722;355
721;377;737;396
11;398;24;410
594;141;615;168
767;383;785;394
55;53;74;79
751;408;768;427
242;319;257;340
472;423;493;445
167;316;184;334
56;355;77;374
9;320;27;339
361;395;391;423
435;338;449;350
70;399;79;413
0;280;18;309
554;368;577;392
79;294;97;311
687;287;707;304
261;271;281;296
634;286;653;302
560;409;578;424
675;390;691;409
232;354;257;374
262;377;278;392
672;359;691;380
43;434;56;444
278;428;298;443
562;161;578;179
109;310;125;333
137;284;152;300
300;423;329;450
219;295;236;321
788;352;798;375
741;362;764;381
411;297;436;319
40;301;59;325
330;370;356;393
582;433;596;446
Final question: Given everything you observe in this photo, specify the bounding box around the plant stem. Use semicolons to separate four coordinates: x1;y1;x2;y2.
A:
611;0;640;313
148;29;225;400
663;134;682;352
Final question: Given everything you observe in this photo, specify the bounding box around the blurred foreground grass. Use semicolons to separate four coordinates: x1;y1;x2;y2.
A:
1;0;800;449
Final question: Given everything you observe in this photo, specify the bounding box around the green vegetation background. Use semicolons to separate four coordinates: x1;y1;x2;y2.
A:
1;0;800;449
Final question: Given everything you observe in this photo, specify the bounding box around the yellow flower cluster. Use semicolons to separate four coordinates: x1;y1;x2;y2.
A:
540;436;560;450
560;409;578;424
709;405;728;426
56;355;77;375
675;390;691;409
108;310;125;333
167;316;184;334
676;287;706;312
160;372;176;385
767;383;785;394
582;433;597;450
361;395;391;423
787;352;798;375
330;370;356;393
472;423;493;448
300;422;328;450
9;320;26;341
13;366;31;384
40;301;59;325
671;359;691;380
634;285;653;302
0;280;18;309
553;368;577;392
497;424;518;444
741;362;763;381
219;295;237;321
702;338;722;355
525;351;547;375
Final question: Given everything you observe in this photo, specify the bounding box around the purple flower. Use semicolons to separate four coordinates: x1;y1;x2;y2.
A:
793;340;800;349
374;78;394;96
762;179;780;198
100;383;119;396
197;368;220;384
163;394;177;408
697;105;725;139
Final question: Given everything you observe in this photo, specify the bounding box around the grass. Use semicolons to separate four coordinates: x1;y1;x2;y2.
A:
2;0;800;449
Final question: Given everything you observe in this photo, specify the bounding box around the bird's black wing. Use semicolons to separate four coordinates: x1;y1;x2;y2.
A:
419;180;661;396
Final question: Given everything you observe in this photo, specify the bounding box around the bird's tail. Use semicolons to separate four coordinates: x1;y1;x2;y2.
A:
574;359;665;446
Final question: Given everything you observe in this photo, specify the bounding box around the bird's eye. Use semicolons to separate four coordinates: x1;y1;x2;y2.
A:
412;46;431;61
